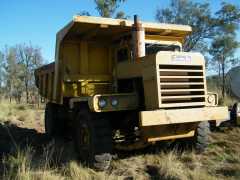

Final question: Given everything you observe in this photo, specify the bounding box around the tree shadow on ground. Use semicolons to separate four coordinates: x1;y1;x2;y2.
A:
0;123;49;155
0;123;77;173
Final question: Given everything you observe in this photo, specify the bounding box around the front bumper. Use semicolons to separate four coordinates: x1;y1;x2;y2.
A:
140;106;229;127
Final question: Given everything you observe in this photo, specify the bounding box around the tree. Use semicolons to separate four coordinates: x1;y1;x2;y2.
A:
0;51;3;86
0;51;5;96
17;44;43;103
78;0;128;19
0;44;43;103
78;11;91;16
115;11;129;19
3;46;24;103
94;0;125;17
155;0;216;52
210;2;240;98
155;0;240;99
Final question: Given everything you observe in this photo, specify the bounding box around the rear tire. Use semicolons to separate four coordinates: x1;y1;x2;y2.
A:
194;121;210;153
45;103;64;137
73;109;112;171
230;103;238;126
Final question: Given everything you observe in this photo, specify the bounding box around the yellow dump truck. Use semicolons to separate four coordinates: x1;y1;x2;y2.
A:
35;15;229;170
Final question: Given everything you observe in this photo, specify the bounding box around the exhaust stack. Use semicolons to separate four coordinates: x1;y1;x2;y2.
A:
132;15;145;61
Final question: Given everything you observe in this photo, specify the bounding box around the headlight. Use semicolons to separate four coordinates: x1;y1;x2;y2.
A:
207;95;215;104
98;98;107;108
111;98;118;106
207;93;218;106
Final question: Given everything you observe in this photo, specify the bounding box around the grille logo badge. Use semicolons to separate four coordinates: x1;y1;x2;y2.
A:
171;55;191;63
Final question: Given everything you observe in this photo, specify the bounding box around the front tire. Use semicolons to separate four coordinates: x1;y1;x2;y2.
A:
73;109;112;171
194;121;210;153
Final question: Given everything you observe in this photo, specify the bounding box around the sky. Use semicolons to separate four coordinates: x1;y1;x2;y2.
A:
0;0;239;63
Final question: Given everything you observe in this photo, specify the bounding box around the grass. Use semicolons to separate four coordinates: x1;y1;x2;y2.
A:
3;139;239;180
2;146;64;180
0;102;240;180
2;145;113;180
0;100;44;131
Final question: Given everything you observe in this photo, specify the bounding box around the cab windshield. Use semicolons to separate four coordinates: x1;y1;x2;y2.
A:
145;43;181;55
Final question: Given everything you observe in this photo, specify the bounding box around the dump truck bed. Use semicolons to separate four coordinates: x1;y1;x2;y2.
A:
35;16;192;104
35;62;55;101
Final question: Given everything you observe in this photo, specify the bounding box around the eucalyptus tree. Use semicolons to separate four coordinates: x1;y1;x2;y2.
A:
210;2;240;97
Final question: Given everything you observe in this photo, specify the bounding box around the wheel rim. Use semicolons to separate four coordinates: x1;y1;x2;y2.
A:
78;123;92;162
79;124;90;147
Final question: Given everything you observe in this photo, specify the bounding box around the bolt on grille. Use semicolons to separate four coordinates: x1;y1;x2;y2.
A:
158;64;206;108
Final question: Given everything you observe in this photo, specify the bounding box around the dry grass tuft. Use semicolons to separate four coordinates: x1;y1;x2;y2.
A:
2;146;63;180
144;151;186;180
2;145;116;180
0;101;44;132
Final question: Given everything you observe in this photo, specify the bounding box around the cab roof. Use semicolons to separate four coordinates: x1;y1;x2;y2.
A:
56;15;192;42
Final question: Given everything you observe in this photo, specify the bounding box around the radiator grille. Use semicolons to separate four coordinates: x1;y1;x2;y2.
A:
158;65;206;108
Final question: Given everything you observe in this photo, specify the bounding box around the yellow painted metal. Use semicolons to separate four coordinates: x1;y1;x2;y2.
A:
61;41;113;97
34;63;55;101
36;41;113;102
139;106;229;126
143;52;207;110
141;123;197;142
116;51;208;110
89;93;139;112
147;131;195;142
35;15;192;104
